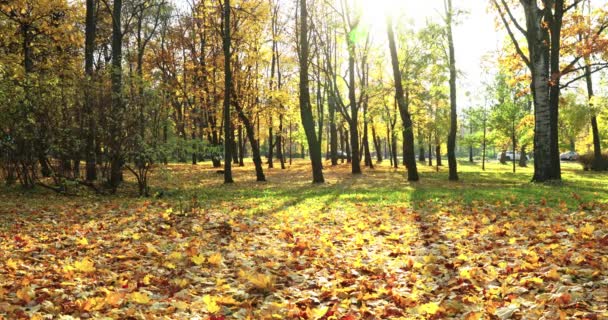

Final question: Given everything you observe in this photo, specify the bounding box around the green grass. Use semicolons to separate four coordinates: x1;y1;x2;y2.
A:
1;158;606;218
152;158;608;217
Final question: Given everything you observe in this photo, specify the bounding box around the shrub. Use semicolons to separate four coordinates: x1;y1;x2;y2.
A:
578;152;608;171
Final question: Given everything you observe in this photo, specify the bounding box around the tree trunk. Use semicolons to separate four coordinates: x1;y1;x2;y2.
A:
445;0;458;181
277;115;286;169
371;123;382;163
238;125;244;166
347;39;361;174
85;0;97;181
328;91;338;165
298;0;324;183
584;62;604;170
519;145;527;167
234;99;265;181
268;118;274;168
109;0;124;191
222;0;233;183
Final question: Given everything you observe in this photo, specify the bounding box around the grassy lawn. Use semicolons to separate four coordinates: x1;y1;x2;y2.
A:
0;159;607;319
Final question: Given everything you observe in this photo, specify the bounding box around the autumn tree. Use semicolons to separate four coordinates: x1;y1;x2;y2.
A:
387;14;418;181
298;0;324;183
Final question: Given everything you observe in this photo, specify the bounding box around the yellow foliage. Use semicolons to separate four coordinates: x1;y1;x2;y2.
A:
208;252;223;266
128;291;151;305
191;254;206;265
419;302;440;315
202;295;221;314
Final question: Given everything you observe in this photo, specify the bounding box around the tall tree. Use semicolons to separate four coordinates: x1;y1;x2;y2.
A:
222;0;233;183
84;0;97;181
109;0;124;191
298;0;324;183
387;14;419;181
444;0;458;181
491;0;573;182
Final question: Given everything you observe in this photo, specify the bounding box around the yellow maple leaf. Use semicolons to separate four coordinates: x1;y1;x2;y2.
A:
73;258;96;273
248;273;274;291
191;254;206;265
173;278;189;288
128;291;151;305
145;243;161;255
105;291;124;307
143;274;152;285
202;295;221;314
168;251;183;261
208;252;222;266
173;300;189;310
6;258;18;270
580;223;595;238
545;268;560;281
419;302;440;315
16;286;34;303
77;237;89;245
309;305;329;319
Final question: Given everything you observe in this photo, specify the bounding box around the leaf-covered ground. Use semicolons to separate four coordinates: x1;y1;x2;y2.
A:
1;161;607;319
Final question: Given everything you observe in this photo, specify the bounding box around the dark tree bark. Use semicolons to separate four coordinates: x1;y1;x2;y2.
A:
328;90;338;165
519;145;528;167
445;0;458;181
387;15;419;181
222;0;233;183
584;61;604;170
346;31;361;174
238;125;244;166
109;0;124;191
233;96;265;181
371;122;382;163
85;0;97;181
298;0;324;183
418;127;425;162
277;115;286;169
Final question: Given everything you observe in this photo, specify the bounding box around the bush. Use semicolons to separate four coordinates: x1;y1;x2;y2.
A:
578;152;608;171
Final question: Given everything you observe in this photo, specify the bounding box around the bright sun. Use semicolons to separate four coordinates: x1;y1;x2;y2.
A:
359;0;409;39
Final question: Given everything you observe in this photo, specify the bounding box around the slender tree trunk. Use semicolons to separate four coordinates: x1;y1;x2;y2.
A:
238;125;244;166
584;62;604;169
268;118;274;168
445;0;458;181
85;0;97;181
436;144;442;167
347;39;361;174
298;0;324;183
109;0;124;191
512;119;516;173
277;115;286;169
371;123;382;163
222;0;233;183
234;99;265;181
328;90;338;165
482;119;487;171
386;16;420;180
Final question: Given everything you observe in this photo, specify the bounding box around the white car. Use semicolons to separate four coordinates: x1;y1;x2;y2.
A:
497;151;529;161
560;151;579;161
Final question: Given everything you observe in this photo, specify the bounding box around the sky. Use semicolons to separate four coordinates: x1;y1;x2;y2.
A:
358;0;503;109
173;0;505;110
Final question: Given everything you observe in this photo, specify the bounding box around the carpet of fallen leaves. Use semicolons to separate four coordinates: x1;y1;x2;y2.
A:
1;162;607;320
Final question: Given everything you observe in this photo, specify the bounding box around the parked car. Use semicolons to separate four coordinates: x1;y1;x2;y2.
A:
336;151;349;160
560;151;579;161
497;151;529;161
